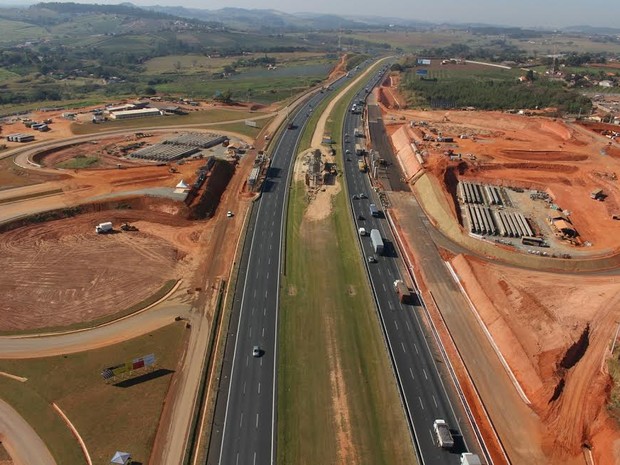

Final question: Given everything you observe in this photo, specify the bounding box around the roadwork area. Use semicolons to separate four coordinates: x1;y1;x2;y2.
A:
380;73;620;465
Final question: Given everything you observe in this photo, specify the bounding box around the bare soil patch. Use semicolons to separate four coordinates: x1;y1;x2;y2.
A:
0;205;201;331
452;254;620;464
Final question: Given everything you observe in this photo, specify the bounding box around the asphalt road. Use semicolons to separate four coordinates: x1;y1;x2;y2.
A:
207;77;350;465
342;69;466;465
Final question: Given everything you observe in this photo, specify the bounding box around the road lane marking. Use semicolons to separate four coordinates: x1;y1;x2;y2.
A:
243;382;246;394
258;382;261;394
401;342;406;353
240;412;243;428
388;301;393;310
405;321;411;332
266;272;270;280
409;368;415;380
414;344;419;354
249;326;252;338
418;397;424;410
394;321;399;330
262;327;265;337
268;257;271;265
382;283;387;292
433;395;438;408
253;452;257;465
265;290;268;299
423;368;428;380
256;414;259;428
236;453;239;465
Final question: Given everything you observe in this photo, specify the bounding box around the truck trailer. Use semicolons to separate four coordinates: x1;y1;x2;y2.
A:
433;419;454;449
370;229;384;255
393;280;412;304
95;222;113;234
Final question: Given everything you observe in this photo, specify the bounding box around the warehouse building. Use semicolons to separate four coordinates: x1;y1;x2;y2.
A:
109;108;163;120
6;133;35;142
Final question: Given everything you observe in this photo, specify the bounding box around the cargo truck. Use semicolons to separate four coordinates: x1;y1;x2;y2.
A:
358;160;367;172
433;419;454;449
95;222;113;234
370;229;384;255
355;143;364;155
393;280;412;304
460;453;482;465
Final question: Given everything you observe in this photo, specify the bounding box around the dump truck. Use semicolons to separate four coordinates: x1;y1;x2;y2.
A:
370;229;384;255
95;222;113;234
393;280;412;304
358;159;367;172
460;453;482;465
433;419;454;449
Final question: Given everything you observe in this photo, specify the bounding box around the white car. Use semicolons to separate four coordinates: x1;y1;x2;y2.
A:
252;346;261;357
227;211;234;218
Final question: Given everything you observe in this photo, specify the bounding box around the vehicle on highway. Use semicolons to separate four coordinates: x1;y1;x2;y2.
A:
345;149;351;154
352;194;359;200
358;227;367;236
359;193;367;199
357;214;365;220
433;419;454;449
370;229;384;255
252;346;261;357
367;255;377;263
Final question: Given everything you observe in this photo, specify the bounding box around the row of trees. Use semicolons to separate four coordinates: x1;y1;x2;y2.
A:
402;76;592;114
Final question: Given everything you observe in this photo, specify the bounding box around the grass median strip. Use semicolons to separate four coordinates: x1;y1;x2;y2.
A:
278;62;415;462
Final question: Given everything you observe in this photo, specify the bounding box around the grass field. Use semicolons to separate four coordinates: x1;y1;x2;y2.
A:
278;63;415;465
56;155;100;169
0;322;188;465
70;108;269;135
0;18;47;44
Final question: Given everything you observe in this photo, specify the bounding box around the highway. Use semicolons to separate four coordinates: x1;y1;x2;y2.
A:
206;77;349;465
341;68;469;465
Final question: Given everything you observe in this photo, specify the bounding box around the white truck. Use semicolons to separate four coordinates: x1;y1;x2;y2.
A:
370;229;384;255
460;453;482;465
95;222;113;234
433;419;454;449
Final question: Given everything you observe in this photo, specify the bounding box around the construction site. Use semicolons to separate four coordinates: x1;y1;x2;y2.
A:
377;70;620;465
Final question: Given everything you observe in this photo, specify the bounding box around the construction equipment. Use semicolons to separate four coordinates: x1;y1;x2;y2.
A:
120;223;138;232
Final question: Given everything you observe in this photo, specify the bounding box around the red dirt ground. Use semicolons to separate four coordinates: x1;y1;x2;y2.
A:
0;202;202;331
381;75;620;464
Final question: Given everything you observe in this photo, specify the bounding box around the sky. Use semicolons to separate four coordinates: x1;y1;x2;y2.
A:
6;0;620;28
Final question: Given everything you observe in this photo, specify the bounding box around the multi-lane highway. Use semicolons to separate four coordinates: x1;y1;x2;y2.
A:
206;77;349;465
341;68;472;465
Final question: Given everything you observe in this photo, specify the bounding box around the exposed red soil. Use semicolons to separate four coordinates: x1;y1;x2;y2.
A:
381;75;620;464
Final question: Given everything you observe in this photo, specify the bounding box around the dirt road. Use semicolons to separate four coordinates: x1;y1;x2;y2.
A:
0;399;55;465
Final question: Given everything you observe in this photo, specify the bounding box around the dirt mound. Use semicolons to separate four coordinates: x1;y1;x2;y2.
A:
453;255;620;463
540;120;572;141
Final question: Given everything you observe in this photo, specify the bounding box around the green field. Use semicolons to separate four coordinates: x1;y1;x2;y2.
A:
0;18;47;44
56;155;100;169
278;62;415;465
0;322;188;464
70;109;270;135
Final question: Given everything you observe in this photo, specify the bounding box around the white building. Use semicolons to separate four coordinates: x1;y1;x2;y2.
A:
109;108;163;120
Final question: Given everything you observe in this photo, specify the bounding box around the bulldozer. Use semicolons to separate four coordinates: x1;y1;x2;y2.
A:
120;222;138;232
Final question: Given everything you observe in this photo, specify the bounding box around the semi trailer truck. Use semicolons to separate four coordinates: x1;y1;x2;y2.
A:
370;229;384;255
